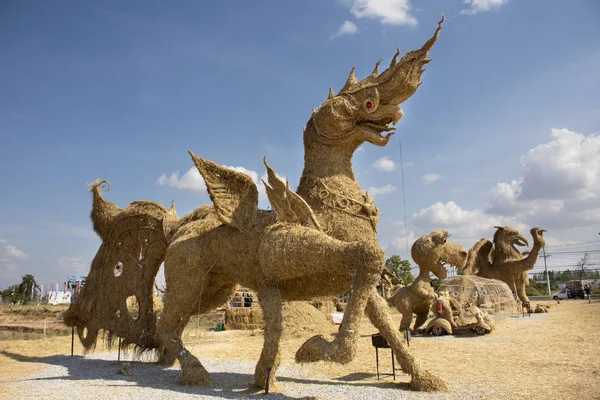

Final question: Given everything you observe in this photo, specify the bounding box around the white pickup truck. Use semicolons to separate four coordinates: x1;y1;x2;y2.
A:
551;287;569;300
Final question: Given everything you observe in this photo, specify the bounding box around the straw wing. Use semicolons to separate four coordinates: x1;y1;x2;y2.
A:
263;158;322;231
189;151;258;231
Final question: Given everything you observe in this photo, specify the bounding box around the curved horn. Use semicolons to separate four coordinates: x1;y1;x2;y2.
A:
370;59;382;78
419;14;445;54
89;180;121;240
328;87;335;100
390;47;400;68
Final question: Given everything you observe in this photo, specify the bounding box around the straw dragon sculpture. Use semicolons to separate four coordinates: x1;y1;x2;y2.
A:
463;226;546;311
65;16;448;392
386;230;467;332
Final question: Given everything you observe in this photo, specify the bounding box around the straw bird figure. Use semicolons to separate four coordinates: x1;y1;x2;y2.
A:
463;226;546;312
64;16;449;392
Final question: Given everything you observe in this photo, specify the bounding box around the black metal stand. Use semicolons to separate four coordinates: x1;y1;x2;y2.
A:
374;347;396;380
371;333;398;381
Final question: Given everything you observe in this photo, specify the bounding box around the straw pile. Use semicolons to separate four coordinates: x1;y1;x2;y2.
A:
224;308;263;331
224;302;335;338
534;304;551;313
282;301;335;338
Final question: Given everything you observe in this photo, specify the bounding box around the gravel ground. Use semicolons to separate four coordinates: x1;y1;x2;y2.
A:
11;352;504;400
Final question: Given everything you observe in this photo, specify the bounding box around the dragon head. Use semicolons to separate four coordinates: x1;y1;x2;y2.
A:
493;226;530;251
411;230;468;280
304;15;444;152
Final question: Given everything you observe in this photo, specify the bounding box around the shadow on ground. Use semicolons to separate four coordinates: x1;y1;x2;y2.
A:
1;350;407;399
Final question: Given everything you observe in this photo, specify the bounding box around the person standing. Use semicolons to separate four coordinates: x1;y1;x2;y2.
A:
584;285;592;303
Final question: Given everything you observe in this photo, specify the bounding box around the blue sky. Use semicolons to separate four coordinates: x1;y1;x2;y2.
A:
1;0;599;288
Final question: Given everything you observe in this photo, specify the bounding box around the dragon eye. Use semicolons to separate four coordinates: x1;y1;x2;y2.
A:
365;101;373;110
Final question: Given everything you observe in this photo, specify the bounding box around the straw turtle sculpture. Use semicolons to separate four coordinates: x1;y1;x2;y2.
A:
463;226;546;311
64;16;448;392
386;231;467;332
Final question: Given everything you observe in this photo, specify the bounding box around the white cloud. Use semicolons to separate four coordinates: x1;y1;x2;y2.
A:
461;0;511;15
0;240;29;285
157;165;259;193
422;173;441;185
157;167;206;192
485;128;600;229
367;184;396;197
330;21;359;39
410;128;600;247
343;0;417;27
58;257;88;274
372;156;397;172
3;245;29;259
411;201;522;249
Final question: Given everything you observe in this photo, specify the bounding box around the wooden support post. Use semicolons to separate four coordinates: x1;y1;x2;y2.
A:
71;326;75;356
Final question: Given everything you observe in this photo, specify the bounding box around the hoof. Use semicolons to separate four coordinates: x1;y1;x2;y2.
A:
410;370;448;392
179;361;211;386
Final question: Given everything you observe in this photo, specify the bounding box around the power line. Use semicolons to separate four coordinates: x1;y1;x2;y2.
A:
545;240;600;248
543;249;600;255
398;140;409;258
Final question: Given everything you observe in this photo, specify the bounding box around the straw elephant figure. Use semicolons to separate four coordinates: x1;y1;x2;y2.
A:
386;231;467;332
65;16;449;393
463;226;546;312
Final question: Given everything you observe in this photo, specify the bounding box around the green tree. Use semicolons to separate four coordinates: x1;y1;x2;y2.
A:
384;255;414;284
430;278;443;291
0;275;38;304
18;274;37;303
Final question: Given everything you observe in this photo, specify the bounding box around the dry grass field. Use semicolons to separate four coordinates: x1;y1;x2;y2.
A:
1;300;599;399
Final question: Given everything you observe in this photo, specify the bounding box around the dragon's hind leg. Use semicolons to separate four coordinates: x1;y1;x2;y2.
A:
253;286;283;389
413;311;429;331
157;283;210;385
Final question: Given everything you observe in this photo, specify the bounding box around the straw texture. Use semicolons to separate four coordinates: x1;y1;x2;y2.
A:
67;16;448;393
464;226;546;312
386;231;468;331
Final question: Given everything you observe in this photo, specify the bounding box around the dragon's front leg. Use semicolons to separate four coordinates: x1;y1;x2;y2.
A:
295;266;378;364
259;224;384;365
365;291;448;391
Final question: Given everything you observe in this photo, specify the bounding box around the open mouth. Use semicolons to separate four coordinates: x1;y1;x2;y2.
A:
437;260;453;277
355;117;396;137
514;239;527;247
355;109;403;138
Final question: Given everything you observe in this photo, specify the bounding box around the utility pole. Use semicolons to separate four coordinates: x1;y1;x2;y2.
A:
540;247;552;298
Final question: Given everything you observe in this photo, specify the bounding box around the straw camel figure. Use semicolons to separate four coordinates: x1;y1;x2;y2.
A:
65;16;448;392
463;226;546;311
386;231;467;332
